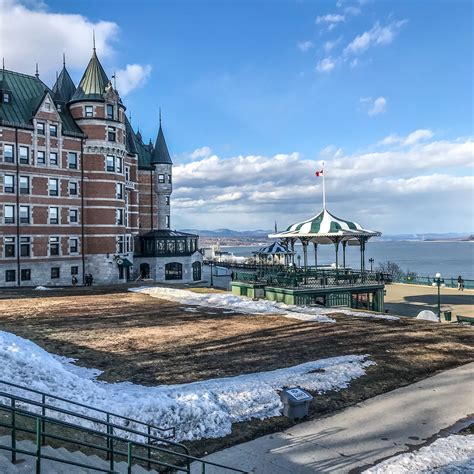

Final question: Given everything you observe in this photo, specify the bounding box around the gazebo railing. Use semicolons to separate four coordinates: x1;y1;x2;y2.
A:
233;268;385;289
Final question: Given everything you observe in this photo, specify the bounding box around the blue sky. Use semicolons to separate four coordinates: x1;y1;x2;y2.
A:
1;0;473;232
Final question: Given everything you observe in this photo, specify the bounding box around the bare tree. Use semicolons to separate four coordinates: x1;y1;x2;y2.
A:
376;261;404;280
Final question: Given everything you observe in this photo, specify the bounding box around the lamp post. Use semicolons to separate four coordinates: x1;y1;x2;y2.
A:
297;255;301;268
209;261;214;288
369;258;374;272
432;272;445;319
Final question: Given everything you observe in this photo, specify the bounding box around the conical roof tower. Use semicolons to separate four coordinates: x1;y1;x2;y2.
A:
70;47;109;102
151;116;172;165
52;55;76;102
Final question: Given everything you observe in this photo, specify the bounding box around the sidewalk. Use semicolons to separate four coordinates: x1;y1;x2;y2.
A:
194;363;474;473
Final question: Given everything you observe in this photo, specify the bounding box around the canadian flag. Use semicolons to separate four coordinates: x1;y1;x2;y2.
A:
315;169;324;177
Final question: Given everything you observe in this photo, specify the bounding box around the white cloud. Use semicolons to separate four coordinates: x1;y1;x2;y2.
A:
0;0;118;79
403;129;434;146
115;64;152;96
172;135;473;232
360;96;387;116
316;14;345;25
344;6;361;16
323;38;342;53
190;146;213;160
344;20;407;55
316;57;337;73
297;41;314;52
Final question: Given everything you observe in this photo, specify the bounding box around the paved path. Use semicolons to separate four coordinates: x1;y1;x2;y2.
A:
194;363;474;473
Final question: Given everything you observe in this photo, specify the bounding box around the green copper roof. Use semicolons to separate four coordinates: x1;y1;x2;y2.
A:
71;49;109;102
151;125;173;164
0;69;82;136
52;65;76;102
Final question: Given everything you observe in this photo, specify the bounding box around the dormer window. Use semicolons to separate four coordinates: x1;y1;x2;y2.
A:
49;124;58;137
3;92;10;103
107;104;114;120
85;106;93;118
45;101;51;111
107;126;116;142
57;104;62;112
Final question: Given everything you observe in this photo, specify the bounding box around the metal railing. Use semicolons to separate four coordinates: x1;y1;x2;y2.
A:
392;275;474;289
0;383;247;473
233;267;385;289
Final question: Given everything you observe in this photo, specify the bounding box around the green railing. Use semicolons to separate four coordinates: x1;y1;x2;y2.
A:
0;382;247;473
393;275;474;289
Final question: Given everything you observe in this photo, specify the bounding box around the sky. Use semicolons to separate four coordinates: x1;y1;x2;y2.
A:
1;0;473;233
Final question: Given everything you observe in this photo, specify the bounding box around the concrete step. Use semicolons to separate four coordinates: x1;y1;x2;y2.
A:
0;435;160;473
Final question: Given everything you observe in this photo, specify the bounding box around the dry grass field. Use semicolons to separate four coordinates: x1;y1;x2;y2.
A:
0;286;473;456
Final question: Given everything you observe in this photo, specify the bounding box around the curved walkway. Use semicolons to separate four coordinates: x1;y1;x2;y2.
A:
194;362;474;473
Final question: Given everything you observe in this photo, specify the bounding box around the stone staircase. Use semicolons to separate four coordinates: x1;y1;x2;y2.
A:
0;436;158;473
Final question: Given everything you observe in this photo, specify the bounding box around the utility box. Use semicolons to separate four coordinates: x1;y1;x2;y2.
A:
280;387;313;420
444;311;452;322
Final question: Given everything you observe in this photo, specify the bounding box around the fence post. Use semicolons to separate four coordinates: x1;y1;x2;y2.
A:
41;394;46;446
106;413;110;461
36;417;41;474
11;398;16;464
127;442;132;474
201;461;206;474
108;418;114;471
147;425;151;470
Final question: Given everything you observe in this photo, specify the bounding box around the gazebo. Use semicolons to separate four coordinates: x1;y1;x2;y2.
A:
269;208;381;272
253;241;295;266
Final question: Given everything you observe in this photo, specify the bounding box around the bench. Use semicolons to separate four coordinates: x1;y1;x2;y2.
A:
456;315;474;325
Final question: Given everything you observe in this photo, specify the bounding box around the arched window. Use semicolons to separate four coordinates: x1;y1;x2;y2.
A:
165;262;182;280
192;261;201;281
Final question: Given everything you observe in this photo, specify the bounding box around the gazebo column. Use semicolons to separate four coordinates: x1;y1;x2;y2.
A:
302;239;308;269
290;239;295;265
342;241;347;270
333;239;340;272
313;242;318;271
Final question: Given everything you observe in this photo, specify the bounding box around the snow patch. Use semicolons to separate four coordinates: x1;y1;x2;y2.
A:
364;434;474;473
34;286;51;291
0;330;374;442
416;310;439;322
130;286;399;321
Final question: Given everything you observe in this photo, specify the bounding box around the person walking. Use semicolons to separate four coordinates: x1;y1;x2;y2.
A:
457;275;464;291
71;275;78;287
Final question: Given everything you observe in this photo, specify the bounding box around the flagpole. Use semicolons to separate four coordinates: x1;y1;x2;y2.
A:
322;162;326;210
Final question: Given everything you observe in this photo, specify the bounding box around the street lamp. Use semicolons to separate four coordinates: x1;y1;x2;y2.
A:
432;272;445;319
369;258;374;272
209;261;214;288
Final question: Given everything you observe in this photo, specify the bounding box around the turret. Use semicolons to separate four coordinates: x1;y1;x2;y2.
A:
152;115;172;229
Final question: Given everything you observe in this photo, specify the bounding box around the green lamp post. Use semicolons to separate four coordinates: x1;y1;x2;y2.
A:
432;272;445;319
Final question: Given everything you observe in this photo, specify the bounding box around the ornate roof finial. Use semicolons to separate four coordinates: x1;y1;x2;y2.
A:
128;111;132;124
56;71;59;81
35;63;39;78
2;58;5;71
93;30;96;52
63;52;66;67
112;69;117;89
159;107;162;126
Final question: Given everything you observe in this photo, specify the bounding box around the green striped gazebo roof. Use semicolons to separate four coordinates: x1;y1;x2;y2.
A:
268;209;381;243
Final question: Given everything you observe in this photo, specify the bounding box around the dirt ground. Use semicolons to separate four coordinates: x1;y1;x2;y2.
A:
0;286;473;459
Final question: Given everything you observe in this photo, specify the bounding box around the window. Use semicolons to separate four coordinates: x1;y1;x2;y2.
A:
49;237;60;256
21;269;31;281
106;155;115;172
4;144;14;163
107;126;116;142
69;209;78;223
49;152;58;166
116;209;124;225
4;237;15;257
158;174;165;183
69;238;78;254
168;175;172;184
57;104;62;112
116;183;123;199
5;270;15;282
19;146;29;164
126;235;132;253
69;181;78;196
166;215;170;228
37;150;46;165
117;236;125;253
37;122;45;135
49;207;59;224
68;152;78;169
19;176;30;195
71;266;79;276
44;101;51;111
20;237;30;257
85;105;93;117
165;262;183;280
49;124;58;137
125;167;130;181
3;92;10;103
165;196;170;206
4;175;15;193
4;205;14;224
107;104;114;119
115;156;123;173
19;206;29;224
49;178;58;196
51;267;60;279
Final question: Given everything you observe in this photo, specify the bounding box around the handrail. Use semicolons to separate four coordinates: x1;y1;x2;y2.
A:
0;388;248;473
0;379;174;438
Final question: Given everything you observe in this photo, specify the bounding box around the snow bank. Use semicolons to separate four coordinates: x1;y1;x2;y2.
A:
0;331;374;442
364;434;474;473
130;286;399;321
416;310;439;322
34;286;51;291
